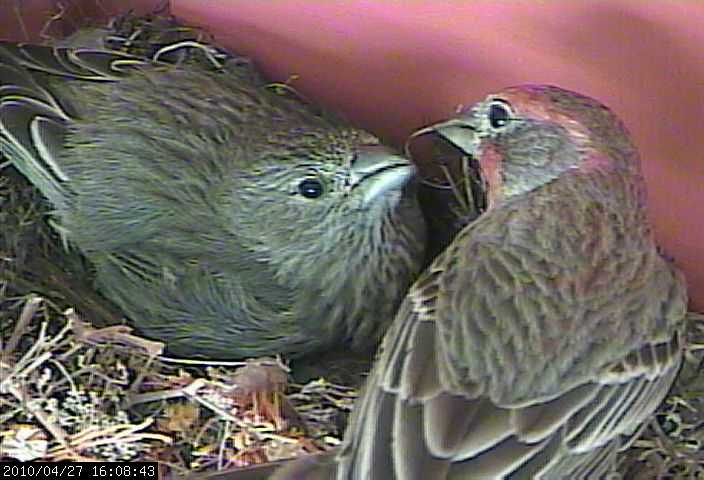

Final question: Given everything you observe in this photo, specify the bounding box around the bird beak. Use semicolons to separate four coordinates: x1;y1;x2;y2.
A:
350;144;416;204
409;118;479;157
406;117;491;212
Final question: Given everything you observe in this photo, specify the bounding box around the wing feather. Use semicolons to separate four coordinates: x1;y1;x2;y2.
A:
335;218;685;479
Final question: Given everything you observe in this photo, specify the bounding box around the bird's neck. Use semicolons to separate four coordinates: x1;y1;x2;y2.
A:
293;196;426;351
494;162;653;255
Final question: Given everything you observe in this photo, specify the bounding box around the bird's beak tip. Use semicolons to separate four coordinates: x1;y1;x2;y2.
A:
428;120;477;156
406;119;477;159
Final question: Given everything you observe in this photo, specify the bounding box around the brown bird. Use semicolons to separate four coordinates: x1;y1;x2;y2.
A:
0;42;426;358
273;85;688;479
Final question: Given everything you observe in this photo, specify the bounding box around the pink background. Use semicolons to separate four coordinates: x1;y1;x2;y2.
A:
3;1;704;310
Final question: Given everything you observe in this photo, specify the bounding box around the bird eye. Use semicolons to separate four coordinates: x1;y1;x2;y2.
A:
487;101;512;129
298;178;325;198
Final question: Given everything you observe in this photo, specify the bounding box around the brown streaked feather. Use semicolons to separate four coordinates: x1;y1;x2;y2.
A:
334;189;685;480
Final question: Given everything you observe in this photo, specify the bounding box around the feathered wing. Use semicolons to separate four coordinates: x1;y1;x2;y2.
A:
0;43;187;299
0;43;147;207
0;44;304;356
336;221;687;480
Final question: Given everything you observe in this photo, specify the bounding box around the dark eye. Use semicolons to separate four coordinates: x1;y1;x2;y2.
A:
298;178;325;198
488;101;512;129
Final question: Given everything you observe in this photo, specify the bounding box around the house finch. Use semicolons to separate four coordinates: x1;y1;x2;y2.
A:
0;42;426;358
274;85;687;479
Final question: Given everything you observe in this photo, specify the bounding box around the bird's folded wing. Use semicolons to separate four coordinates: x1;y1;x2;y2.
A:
0;43;146;202
0;42;146;80
336;239;684;480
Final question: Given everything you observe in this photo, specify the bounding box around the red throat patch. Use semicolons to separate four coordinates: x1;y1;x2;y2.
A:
480;142;503;208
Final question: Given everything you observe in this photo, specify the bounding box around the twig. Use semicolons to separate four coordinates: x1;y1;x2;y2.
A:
4;382;73;452
4;294;42;355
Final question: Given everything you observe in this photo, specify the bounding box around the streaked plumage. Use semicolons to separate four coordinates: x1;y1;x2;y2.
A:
0;42;426;358
274;85;687;479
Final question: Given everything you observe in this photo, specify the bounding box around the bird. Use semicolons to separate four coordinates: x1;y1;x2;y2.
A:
0;41;426;359
272;85;688;479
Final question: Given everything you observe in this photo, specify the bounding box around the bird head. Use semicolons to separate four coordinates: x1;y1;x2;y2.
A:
417;85;639;209
226;122;422;289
